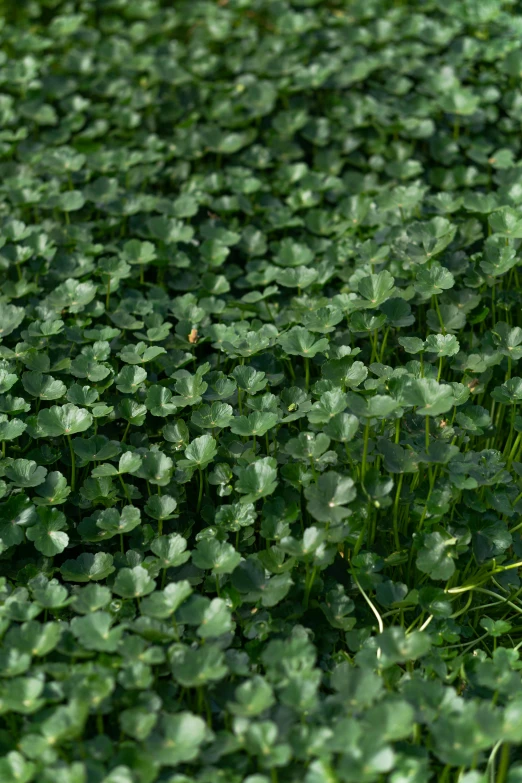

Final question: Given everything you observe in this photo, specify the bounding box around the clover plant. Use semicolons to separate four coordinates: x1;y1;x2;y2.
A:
3;1;522;781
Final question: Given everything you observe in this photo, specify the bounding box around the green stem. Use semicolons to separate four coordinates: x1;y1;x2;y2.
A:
197;467;204;512
121;421;130;444
370;329;378;363
496;743;510;783
433;295;446;334
379;326;390;362
392;473;404;549
106;277;111;311
503;406;516;459
353;521;366;557
118;474;130;502
361;421;370;481
303;566;317;609
304;356;310;390
67;435;75;491
507;431;522;467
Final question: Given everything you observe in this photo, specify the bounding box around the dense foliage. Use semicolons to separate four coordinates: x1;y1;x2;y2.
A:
5;0;522;781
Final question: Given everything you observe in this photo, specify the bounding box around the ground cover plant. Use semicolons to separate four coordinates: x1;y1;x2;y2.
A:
6;0;522;781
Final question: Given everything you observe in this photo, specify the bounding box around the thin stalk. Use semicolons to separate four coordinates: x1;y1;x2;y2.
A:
495;743;511;783
67;435;75;491
197;467;204;512
370;329;378;363
304;356;310;390
121;421;130;444
507;430;522;467
446;560;522;594
106;277;111;311
392;473;404;549
473;588;522;617
433;295;446;334
361;421;370;481
351;566;384;658
379;326;390;362
118;474;130;502
450;592;473;619
503;406;516;458
440;765;451;783
353;522;366;557
303;565;317;609
487;740;503;783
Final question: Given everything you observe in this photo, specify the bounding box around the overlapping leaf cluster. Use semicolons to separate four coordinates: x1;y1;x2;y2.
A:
4;0;522;781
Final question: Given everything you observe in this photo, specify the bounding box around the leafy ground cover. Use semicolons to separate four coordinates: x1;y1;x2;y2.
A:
5;0;522;781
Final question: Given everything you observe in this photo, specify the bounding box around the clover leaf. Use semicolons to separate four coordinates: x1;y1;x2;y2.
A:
113;566;156;599
235;457;278;503
305;472;357;523
146;712;209;766
25;507;68;556
278;327;329;357
60;552;115;582
36;404;93;437
178;434;217;470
